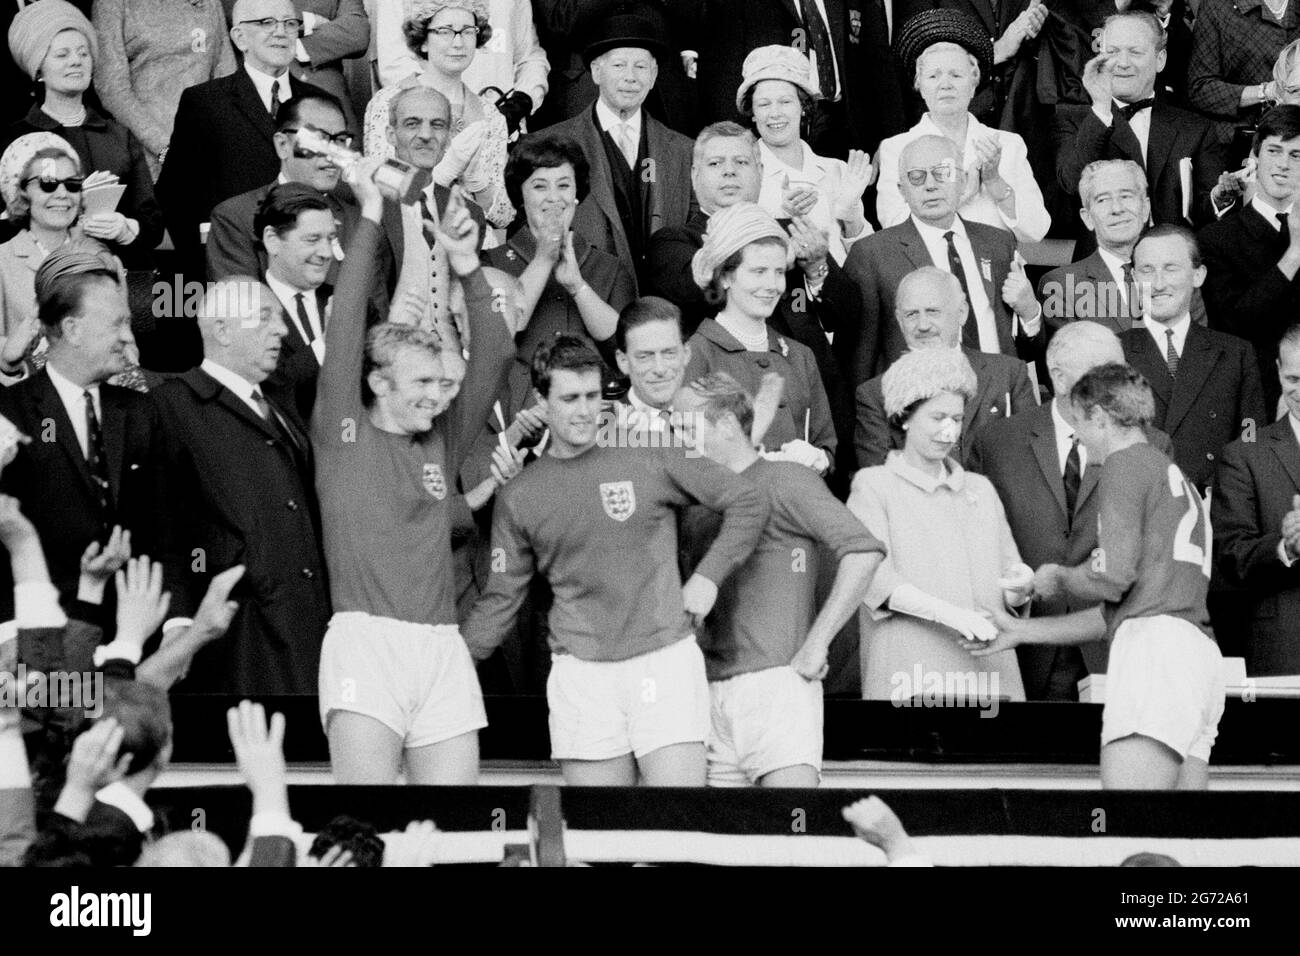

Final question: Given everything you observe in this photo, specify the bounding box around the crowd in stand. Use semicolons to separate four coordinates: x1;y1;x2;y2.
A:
1;0;1300;863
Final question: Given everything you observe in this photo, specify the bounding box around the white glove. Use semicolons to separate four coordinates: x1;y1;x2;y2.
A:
888;583;997;642
431;121;488;188
997;562;1035;608
763;438;830;473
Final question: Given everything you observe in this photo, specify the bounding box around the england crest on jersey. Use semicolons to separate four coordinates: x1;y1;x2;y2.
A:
599;481;636;522
422;463;447;500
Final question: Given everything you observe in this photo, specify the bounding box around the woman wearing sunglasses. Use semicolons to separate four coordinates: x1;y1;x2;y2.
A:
876;11;1049;245
4;0;164;271
736;45;874;268
0;132;143;390
363;0;513;237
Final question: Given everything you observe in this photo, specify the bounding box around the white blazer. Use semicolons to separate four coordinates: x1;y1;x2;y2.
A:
756;139;873;266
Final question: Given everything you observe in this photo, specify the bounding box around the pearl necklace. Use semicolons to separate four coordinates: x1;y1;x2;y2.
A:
718;317;770;353
41;104;86;128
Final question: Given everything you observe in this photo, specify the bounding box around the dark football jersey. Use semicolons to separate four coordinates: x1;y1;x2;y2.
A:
1085;443;1215;642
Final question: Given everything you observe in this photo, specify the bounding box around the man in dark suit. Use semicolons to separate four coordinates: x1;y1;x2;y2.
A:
842;134;1046;384
0;257;163;619
1052;10;1228;250
646;121;859;485
253;183;338;421
546;13;698;291
1120;225;1266;492
1200;105;1300;414
695;0;905;157
856;267;1036;467
220;0;370;131
156;0;331;284
206;93;360;285
1214;325;1300;676
153;278;330;694
1040;158;1149;337
968;320;1169;699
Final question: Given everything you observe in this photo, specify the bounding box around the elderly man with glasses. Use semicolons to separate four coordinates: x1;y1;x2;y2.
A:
842;134;1045;384
157;0;333;297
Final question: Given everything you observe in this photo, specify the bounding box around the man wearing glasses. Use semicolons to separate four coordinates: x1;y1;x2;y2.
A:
158;0;332;293
206;92;368;299
842;134;1045;384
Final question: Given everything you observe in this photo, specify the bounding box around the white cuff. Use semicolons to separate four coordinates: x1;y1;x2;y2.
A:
250;811;303;839
93;639;141;667
1091;103;1113;126
76;575;107;605
804;274;826;299
121;217;140;244
1279;538;1298;568
163;616;195;633
1017;304;1043;338
15;581;66;628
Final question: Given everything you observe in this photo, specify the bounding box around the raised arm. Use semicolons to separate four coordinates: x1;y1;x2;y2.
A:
312;163;386;440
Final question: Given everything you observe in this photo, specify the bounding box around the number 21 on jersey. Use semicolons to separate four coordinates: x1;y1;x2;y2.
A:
1168;465;1212;578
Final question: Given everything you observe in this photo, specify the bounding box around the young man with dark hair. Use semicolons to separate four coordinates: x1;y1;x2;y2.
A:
674;372;884;787
312;161;515;787
1119;224;1265;492
462;334;768;787
1200;105;1300;412
255;182;339;420
977;362;1224;790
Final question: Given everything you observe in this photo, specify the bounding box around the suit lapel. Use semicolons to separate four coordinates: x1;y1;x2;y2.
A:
644;115;668;234
229;70;275;149
968;0;999;35
98;388;127;504
1029;408;1069;519
896;218;934;272
1165;325;1218;434
1146;106;1177;199
31;372;98;496
965;221;1014;353
1082;251;1136;334
1270;421;1300;494
1125;330;1174;416
582;108;626;263
201;372;282;444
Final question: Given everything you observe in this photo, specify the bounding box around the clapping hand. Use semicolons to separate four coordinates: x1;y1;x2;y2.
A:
780;174;819;219
831;149;874;223
1282;494;1300;560
1082;54;1115;112
81;526;132;589
432;186;482;270
787;216;830;267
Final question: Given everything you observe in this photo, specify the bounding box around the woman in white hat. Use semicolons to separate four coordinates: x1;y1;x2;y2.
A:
364;0;513;234
847;347;1028;701
684;202;836;474
736;45;874;267
877;11;1049;244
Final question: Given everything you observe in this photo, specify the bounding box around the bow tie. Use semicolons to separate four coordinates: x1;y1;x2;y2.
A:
1117;98;1155;121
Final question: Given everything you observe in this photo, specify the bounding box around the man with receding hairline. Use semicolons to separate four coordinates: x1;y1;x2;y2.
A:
152;276;329;693
157;0;333;285
854;266;1036;468
842;134;1045;383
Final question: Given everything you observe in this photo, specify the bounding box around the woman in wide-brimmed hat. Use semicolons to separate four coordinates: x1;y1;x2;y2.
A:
735;45;874;267
877;9;1050;244
847;346;1028;701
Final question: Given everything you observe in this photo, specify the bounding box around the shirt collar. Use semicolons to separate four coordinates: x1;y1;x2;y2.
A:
96;781;154;833
1290;412;1300;448
1096;244;1130;277
245;61;290;105
264;269;313;306
200;357;258;404
1144;312;1192;351
594;98;641;136
1050;398;1075;443
884;449;966;493
911;213;966;242
45;360;98;406
1250;193;1289;230
757;139;826;180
